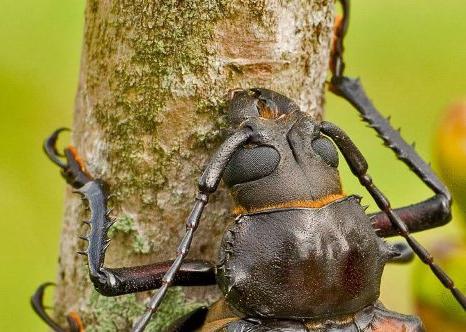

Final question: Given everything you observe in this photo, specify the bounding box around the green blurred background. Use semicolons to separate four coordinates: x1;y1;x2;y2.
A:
0;0;465;331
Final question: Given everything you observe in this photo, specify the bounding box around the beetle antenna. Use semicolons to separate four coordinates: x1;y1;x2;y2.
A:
131;127;253;332
321;121;465;310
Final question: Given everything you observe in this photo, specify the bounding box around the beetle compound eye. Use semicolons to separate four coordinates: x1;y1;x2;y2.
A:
312;137;339;168
223;146;280;187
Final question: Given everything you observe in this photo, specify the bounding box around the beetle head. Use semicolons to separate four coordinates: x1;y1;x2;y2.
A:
227;88;301;127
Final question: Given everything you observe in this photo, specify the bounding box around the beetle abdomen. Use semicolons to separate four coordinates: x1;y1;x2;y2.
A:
216;196;394;320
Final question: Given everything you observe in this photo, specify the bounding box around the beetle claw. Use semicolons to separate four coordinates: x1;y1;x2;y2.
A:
43;128;70;169
31;282;83;332
43;128;93;188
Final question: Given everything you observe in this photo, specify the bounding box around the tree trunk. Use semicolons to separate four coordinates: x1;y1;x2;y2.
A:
55;1;335;330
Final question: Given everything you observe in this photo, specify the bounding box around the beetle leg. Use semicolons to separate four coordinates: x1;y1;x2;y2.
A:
329;77;450;198
132;127;254;332
331;76;452;237
330;0;350;78
321;121;466;310
31;283;83;332
331;77;452;237
330;0;452;237
75;180;216;296
44;128;69;169
370;196;450;238
44;128;92;188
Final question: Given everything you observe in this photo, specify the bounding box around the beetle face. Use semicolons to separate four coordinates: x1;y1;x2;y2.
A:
226;88;301;127
224;89;343;215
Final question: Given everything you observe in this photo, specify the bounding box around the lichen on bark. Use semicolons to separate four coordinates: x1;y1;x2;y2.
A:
81;287;203;332
54;0;336;330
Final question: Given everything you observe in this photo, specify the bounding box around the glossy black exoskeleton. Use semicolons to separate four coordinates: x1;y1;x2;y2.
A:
217;89;392;321
32;1;465;331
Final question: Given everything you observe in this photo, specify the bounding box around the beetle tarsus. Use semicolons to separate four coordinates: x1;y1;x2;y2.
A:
44;128;92;188
330;0;350;77
43;127;70;169
31;282;82;332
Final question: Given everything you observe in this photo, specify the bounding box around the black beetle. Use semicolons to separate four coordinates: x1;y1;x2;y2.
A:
32;1;465;331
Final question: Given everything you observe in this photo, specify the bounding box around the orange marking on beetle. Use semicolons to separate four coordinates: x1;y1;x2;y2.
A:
233;193;346;215
67;145;88;172
67;311;85;332
200;317;239;332
200;299;240;332
330;14;344;73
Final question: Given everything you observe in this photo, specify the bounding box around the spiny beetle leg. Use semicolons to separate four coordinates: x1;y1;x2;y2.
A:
332;78;452;237
76;180;216;297
330;1;452;237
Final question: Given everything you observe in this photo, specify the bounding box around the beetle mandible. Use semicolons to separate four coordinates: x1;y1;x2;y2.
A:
32;1;465;331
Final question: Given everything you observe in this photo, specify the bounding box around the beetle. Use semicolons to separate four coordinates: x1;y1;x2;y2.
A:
32;1;465;331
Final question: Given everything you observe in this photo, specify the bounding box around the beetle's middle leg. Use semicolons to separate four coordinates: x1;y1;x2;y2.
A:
43;128;218;295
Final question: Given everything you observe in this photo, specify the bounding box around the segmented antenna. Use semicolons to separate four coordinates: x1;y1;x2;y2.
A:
131;128;253;331
131;193;208;332
322;119;466;310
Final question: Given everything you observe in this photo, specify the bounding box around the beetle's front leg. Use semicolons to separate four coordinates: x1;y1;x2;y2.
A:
77;180;217;296
43;128;217;295
35;129;218;331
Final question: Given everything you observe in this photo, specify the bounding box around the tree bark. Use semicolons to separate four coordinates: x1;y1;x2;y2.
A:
55;1;335;330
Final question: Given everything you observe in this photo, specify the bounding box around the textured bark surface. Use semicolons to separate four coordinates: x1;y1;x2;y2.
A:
55;0;335;330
